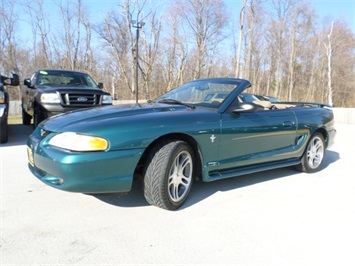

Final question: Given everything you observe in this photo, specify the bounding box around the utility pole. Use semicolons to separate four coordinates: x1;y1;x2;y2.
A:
130;20;145;105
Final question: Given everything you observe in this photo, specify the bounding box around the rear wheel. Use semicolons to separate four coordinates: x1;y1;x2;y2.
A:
143;140;194;210
295;133;325;173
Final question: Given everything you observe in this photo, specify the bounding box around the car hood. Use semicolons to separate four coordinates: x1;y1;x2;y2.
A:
39;103;220;150
42;103;216;133
36;85;107;94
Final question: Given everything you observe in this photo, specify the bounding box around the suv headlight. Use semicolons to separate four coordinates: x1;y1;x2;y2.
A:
0;91;5;104
48;132;108;152
41;93;60;103
102;95;112;104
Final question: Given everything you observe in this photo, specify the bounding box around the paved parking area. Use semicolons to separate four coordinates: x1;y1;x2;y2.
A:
1;123;355;265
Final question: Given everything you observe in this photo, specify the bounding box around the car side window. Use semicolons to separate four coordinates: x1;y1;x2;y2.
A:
226;95;278;113
252;100;273;110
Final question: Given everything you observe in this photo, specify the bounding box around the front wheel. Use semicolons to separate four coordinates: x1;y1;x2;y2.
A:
143;140;194;210
295;133;325;173
22;105;32;125
33;109;43;128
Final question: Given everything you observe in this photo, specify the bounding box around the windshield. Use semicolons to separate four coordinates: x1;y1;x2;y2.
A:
155;79;241;108
36;70;97;87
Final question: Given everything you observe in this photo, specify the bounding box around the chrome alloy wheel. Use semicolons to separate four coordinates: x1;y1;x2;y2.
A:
167;150;193;203
306;135;324;169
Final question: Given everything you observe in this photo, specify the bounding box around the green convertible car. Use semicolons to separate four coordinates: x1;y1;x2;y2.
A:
27;78;336;210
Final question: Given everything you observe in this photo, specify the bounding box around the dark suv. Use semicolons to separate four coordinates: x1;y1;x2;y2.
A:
22;69;112;127
1;73;19;143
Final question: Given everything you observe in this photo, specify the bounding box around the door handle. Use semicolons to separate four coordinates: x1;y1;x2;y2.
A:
282;121;294;128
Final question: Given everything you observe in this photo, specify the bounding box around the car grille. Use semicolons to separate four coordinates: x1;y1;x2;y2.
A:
59;93;101;107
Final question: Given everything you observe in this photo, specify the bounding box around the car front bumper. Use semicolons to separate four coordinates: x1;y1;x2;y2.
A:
27;138;144;194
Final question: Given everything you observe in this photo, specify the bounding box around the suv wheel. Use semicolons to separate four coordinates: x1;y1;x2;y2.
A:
22;106;32;125
33;110;41;128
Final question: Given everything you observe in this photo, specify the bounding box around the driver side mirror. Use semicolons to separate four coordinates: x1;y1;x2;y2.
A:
10;73;19;86
232;103;258;113
97;82;104;89
24;78;34;88
1;73;19;86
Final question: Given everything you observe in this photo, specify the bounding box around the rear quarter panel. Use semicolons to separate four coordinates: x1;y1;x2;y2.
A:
294;106;335;149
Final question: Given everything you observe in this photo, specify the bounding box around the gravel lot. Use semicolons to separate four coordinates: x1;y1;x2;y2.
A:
1;123;354;265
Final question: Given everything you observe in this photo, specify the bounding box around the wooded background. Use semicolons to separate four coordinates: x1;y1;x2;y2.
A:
1;0;354;107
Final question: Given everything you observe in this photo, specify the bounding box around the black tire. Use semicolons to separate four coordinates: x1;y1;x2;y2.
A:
295;133;325;173
33;111;39;128
0;117;8;144
143;140;194;210
33;109;43;128
22;106;32;125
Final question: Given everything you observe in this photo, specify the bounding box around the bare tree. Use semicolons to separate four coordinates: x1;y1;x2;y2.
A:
161;2;189;91
172;0;228;79
242;0;266;92
95;12;132;97
244;0;255;81
21;0;51;68
320;20;355;107
81;17;95;73
53;0;87;70
286;1;313;101
138;1;163;99
235;0;246;78
0;0;20;73
2;0;355;106
265;0;294;99
94;0;142;98
0;0;23;100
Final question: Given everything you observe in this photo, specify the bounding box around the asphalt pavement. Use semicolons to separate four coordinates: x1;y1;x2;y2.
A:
1;123;354;265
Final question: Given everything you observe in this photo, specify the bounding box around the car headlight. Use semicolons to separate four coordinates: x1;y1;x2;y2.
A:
41;93;60;103
0;91;4;103
48;132;108;151
102;95;112;104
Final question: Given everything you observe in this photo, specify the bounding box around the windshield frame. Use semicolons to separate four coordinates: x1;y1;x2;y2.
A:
154;78;243;109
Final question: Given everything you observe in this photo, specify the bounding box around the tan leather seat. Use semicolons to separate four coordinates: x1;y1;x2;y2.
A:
253;100;272;110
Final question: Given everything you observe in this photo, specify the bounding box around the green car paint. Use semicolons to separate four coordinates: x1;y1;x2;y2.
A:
27;78;336;208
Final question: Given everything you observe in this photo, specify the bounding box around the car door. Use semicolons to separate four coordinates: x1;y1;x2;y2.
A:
218;108;297;170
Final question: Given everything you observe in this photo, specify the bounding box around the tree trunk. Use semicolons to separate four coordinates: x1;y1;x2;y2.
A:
325;21;334;106
235;0;246;78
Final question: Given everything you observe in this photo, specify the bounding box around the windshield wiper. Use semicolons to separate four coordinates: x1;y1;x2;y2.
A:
158;99;195;109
